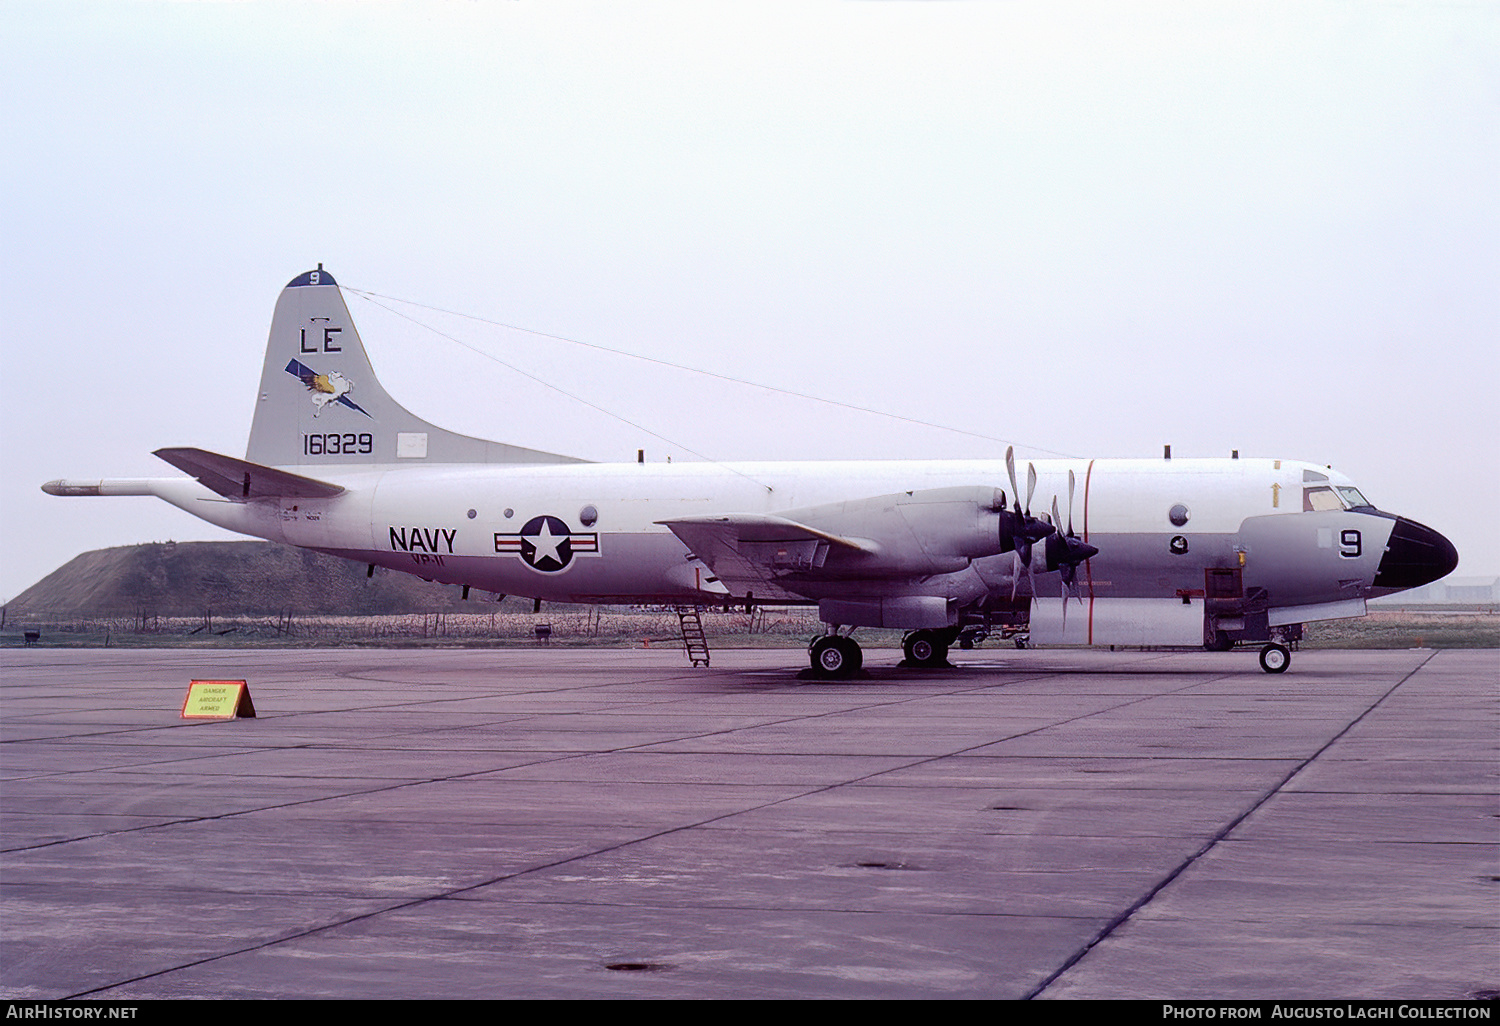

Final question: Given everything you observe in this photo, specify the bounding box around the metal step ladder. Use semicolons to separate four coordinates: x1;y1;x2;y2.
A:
675;606;711;667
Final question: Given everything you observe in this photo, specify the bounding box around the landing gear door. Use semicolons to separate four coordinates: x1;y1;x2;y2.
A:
1205;566;1269;646
1204;567;1243;644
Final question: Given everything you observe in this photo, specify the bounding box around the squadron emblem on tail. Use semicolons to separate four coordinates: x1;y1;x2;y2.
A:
284;359;371;418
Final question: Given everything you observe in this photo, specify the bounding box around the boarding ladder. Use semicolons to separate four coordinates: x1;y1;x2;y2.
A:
675;605;711;667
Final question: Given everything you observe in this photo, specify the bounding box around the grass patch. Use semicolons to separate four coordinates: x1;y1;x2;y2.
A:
1300;610;1500;650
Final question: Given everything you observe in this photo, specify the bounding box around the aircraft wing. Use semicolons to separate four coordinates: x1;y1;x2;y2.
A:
153;447;345;500
658;513;876;602
662;486;1009;601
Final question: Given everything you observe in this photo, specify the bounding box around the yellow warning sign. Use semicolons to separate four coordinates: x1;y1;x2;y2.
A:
181;680;256;719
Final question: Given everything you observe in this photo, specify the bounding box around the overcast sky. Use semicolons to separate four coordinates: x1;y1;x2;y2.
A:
3;0;1496;601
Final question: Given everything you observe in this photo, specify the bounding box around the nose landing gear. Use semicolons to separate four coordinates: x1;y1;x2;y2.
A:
1259;643;1291;674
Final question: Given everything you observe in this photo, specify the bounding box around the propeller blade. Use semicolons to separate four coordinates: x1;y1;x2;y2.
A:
1006;447;1019;507
1026;463;1037;515
1067;469;1077;537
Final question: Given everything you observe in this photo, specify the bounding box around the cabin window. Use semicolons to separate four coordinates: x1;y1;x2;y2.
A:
1304;485;1343;512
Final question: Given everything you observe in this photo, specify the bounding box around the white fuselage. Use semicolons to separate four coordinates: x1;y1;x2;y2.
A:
141;455;1398;631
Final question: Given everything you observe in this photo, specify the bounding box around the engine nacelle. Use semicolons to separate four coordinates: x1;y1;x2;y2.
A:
791;485;1007;577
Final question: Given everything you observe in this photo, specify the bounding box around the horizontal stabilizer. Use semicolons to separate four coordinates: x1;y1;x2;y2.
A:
153;448;345;500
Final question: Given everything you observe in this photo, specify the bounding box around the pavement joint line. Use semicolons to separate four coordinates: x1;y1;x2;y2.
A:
0;746;283;783
1021;648;1442;1000
437;895;1110;919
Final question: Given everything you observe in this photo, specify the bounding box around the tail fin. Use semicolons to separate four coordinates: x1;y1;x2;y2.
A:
246;268;586;467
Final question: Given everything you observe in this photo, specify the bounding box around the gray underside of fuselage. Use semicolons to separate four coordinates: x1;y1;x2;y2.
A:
321;516;1377;613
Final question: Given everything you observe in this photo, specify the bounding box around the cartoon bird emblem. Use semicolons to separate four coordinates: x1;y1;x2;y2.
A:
283;359;371;417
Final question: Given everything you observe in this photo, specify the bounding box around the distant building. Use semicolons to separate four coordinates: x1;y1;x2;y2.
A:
1370;576;1500;606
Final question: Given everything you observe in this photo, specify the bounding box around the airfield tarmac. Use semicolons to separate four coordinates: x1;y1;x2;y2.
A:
0;646;1494;1000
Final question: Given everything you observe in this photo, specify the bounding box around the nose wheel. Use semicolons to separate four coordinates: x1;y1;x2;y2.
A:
1259;643;1291;674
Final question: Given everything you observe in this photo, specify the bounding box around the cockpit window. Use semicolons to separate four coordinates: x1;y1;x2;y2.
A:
1304;485;1344;512
1337;486;1372;509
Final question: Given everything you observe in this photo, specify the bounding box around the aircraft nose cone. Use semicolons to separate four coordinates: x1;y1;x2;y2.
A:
1373;517;1459;590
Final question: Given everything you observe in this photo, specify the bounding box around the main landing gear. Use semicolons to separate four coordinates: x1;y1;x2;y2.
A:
807;626;966;679
808;634;862;679
902;627;960;669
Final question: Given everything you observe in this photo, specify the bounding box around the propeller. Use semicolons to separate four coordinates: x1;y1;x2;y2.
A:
1003;447;1057;600
1042;468;1100;626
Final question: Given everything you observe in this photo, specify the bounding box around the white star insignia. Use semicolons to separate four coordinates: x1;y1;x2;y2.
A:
526;520;566;567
